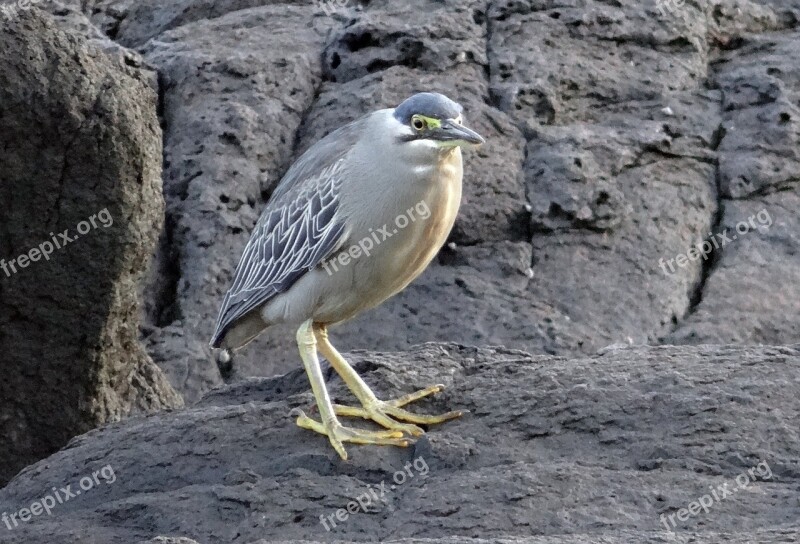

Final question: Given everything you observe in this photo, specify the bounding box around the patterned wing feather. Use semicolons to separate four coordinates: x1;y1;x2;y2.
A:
210;164;346;347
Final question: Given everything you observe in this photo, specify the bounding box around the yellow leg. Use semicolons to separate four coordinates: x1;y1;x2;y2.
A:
314;326;464;435
294;319;410;460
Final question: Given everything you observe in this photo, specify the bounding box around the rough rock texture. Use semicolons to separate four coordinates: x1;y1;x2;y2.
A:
668;191;800;344
668;28;800;344
0;11;182;486
1;344;799;543
131;6;339;403
2;1;799;542
52;0;799;402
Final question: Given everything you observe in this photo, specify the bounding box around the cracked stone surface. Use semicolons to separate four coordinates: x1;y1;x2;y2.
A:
0;344;799;543
668;190;800;344
3;1;800;523
0;10;182;487
62;0;798;402
27;0;796;404
136;6;337;402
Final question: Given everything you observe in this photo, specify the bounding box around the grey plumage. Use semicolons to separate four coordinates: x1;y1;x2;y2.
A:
393;92;462;125
210;120;364;348
211;95;485;351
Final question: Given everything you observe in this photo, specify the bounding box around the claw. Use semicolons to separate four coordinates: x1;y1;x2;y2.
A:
294;409;412;460
297;323;464;458
390;384;446;407
332;384;464;435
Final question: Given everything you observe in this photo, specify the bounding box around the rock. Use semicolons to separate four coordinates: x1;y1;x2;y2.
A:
712;31;800;199
522;98;719;352
0;11;182;486
136;5;336;402
138;539;201;544
487;0;709;125
321;0;487;84
666;27;800;345
38;0;157;86
668;191;800;344
37;0;800;407
88;0;311;48
0;344;798;543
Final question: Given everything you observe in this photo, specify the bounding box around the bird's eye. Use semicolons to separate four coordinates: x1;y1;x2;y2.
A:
412;116;425;130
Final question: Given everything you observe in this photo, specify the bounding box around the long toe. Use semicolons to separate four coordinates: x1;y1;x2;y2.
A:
383;404;465;425
294;409;349;460
333;383;465;434
336;426;412;447
389;384;446;407
293;409;412;460
332;403;425;436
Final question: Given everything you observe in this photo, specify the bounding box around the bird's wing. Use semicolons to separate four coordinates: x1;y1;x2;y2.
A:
269;114;370;201
210;160;348;347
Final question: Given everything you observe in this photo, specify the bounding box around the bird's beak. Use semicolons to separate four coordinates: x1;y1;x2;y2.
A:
432;118;486;148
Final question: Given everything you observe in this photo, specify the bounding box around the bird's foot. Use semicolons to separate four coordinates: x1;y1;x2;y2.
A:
292;409;411;461
333;384;465;436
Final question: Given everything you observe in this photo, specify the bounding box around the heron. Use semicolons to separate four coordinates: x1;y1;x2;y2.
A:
211;92;485;459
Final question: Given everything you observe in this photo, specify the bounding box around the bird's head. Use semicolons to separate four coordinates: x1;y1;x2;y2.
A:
391;92;485;154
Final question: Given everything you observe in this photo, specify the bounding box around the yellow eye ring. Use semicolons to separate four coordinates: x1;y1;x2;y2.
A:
411;116;425;130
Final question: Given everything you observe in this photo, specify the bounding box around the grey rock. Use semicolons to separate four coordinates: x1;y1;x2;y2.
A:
138;538;202;544
665;25;800;345
88;0;310;48
0;344;798;543
321;0;487;84
668;190;800;345
522;98;719;352
250;534;800;544
43;0;800;408
487;0;709;125
137;5;336;402
712;31;800;198
39;1;157;90
0;10;182;486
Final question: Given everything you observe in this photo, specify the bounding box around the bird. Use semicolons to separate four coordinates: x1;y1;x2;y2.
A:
210;92;485;460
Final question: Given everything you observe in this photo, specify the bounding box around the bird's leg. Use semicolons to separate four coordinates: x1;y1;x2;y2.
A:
314;325;464;436
293;319;410;460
